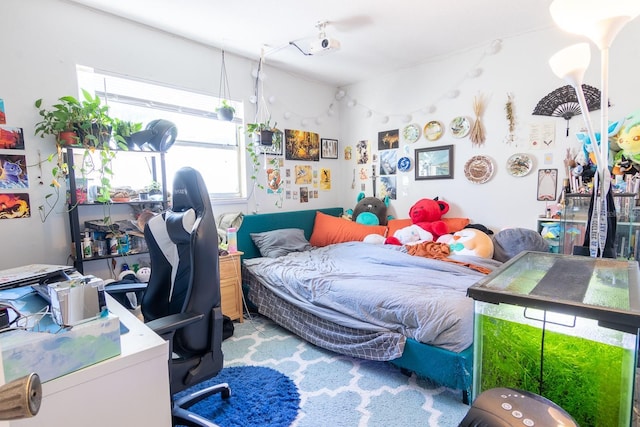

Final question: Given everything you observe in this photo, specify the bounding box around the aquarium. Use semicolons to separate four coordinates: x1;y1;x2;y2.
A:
467;251;640;427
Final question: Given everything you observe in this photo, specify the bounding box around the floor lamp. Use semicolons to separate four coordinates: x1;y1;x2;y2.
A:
549;0;640;257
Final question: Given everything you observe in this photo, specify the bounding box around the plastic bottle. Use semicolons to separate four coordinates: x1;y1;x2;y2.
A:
82;230;93;259
109;237;119;255
227;227;237;253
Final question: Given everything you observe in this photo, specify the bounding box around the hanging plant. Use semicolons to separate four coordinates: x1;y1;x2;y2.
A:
215;50;235;122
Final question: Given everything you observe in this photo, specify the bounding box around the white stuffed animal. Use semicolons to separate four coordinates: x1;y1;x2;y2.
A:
388;224;434;246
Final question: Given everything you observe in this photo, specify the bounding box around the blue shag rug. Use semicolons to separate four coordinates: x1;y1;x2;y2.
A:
174;365;300;427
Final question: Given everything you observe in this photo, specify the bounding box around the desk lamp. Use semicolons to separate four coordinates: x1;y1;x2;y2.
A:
129;119;178;152
549;0;640;257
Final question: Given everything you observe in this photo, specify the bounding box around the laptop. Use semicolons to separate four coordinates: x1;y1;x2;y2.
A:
0;264;76;290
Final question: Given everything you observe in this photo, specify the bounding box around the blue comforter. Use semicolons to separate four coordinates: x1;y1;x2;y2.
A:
243;241;502;352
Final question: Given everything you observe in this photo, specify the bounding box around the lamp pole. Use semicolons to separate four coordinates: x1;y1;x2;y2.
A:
549;0;640;257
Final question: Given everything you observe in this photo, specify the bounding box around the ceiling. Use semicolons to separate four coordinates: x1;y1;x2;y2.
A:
66;0;555;87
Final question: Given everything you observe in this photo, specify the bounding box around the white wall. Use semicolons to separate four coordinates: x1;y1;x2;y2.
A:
2;0;640;274
1;0;340;273
338;23;640;231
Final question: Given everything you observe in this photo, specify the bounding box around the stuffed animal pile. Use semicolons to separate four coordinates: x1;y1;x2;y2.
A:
363;197;496;259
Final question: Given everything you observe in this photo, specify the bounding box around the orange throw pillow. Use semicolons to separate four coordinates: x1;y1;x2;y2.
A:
310;211;386;247
387;217;470;237
442;217;470;233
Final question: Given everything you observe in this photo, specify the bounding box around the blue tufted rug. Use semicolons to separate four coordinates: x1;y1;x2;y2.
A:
174;365;300;427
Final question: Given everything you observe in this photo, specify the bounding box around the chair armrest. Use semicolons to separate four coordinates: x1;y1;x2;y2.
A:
104;282;148;295
146;312;204;336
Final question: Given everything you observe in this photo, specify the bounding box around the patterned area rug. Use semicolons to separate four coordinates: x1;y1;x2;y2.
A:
222;315;470;426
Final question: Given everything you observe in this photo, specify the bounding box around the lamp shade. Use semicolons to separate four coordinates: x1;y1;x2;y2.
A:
550;0;640;48
130;119;178;152
549;43;591;87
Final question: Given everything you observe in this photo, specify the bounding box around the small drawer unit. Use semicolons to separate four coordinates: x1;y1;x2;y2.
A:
219;251;243;322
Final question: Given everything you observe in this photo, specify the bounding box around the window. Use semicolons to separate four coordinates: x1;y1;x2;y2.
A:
77;66;245;199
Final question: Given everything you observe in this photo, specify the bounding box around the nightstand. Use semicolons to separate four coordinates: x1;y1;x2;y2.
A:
219;251;243;322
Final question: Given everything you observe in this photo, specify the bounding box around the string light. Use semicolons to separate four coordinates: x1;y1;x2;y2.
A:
252;38;502;127
330;39;503;124
446;89;460;99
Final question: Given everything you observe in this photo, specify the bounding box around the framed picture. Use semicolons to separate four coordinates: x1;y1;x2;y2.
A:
285;129;320;161
320;138;338;159
415;145;453;180
537;168;558;201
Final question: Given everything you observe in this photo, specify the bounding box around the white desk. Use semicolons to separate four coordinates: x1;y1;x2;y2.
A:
2;294;171;427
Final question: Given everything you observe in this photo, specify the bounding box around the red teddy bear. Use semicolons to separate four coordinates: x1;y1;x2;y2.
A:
409;198;450;239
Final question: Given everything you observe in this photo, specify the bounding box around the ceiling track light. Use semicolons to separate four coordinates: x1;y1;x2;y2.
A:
309;20;341;55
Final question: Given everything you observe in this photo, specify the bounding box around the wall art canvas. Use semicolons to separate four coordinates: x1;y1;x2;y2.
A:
356;140;370;164
0;155;28;188
300;186;309;203
529;122;555;150
294;165;312;185
537;168;558;201
0;127;24;150
320;138;338;159
285;129;320;161
379;150;397;175
379;176;397;200
0;193;30;219
378;129;399;150
320;168;331;190
415;145;454;180
265;167;283;194
0;99;6;124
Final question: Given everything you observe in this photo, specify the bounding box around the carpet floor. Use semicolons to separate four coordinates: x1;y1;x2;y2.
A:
222;314;470;426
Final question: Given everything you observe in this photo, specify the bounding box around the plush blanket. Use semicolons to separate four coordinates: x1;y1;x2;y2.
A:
243;241;502;352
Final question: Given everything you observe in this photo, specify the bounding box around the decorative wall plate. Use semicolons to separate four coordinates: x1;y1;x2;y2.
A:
397;156;412;172
402;123;421;143
506;153;534;177
450;116;471;138
464;155;494;184
424;121;443;141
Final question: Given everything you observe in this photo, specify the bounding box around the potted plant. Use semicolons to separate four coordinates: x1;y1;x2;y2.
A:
215;99;235;122
246;119;279;146
34;96;82;146
34;90;130;221
145;181;163;200
73;89;114;149
113;118;143;150
35;90;120;150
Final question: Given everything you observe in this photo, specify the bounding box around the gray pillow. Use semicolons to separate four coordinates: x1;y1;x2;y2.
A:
492;228;549;262
250;228;311;258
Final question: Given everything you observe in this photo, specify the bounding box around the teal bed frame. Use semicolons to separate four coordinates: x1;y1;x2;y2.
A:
237;207;473;403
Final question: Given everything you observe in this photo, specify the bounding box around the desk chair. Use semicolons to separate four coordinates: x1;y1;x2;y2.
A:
109;167;230;427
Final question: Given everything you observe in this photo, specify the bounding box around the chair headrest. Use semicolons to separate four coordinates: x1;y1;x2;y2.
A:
172;167;211;216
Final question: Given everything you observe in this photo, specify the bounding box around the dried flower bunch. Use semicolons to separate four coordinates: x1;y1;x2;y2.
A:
470;94;486;146
505;92;517;144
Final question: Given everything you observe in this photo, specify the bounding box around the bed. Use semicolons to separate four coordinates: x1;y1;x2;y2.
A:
237;207;504;402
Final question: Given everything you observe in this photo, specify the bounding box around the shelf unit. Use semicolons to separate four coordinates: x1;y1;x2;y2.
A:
65;147;168;273
537;192;639;259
